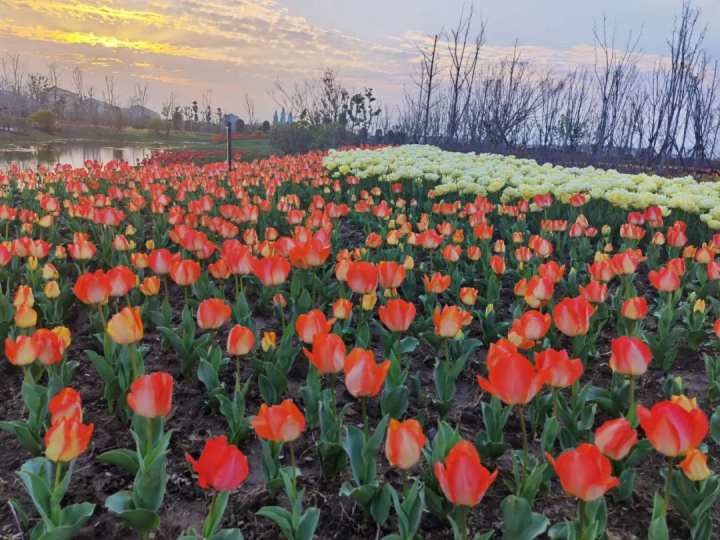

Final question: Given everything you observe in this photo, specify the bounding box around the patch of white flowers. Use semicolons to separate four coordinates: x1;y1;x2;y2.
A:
323;145;720;229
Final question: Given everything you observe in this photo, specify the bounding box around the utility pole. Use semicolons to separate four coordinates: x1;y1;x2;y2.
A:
226;121;232;172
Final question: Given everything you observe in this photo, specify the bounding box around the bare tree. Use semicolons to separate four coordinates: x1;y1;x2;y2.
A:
591;16;641;155
420;34;441;142
130;82;149;108
244;93;256;125
687;52;720;161
445;4;485;142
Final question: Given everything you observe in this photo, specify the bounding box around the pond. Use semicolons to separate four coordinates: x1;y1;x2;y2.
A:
0;143;158;170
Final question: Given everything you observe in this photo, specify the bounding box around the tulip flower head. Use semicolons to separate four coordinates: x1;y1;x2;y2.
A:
107;306;144;345
251;399;306;443
476;351;548;405
45;417;94;463
197;298;232;330
343;348;390;398
637;400;708;457
127;372;174;418
186;435;250;491
385;418;426;470
546;443;619;501
434;440;498;507
593;418;638;461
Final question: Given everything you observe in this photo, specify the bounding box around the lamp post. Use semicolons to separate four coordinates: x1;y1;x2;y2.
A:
226;120;232;172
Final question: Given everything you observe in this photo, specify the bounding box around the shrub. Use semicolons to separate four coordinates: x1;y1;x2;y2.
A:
270;123;357;154
29;110;57;132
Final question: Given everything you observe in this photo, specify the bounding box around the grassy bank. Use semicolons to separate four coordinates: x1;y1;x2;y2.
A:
0;124;279;161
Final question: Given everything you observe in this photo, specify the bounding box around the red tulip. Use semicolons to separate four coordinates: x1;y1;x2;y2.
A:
170;259;201;286
74;270;111;305
149;248;176;275
423;272;451;294
252;256;291;286
303;332;346;375
127;372;174;418
186;435;250;491
546;443;619;501
31;328;64;365
510;310;551;343
649;267;681;292
378;261;406;290
378;299;416;332
197;298;232;330
535;348;584;388
434;440;498;507
385;419;426;470
594;418;638;461
343;348;390;398
579;281;608;304
106;266;137;297
5;335;37;366
251;399;306;442
346;261;378;294
609;336;652;376
621;297;648;320
295;309;333;344
553;296;594;337
476;351;548;405
637;400;708;457
227;325;255;356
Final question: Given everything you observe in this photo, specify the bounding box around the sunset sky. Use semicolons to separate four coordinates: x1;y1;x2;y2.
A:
1;0;719;120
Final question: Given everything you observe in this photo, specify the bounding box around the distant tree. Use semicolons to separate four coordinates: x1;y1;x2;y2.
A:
30;109;57;132
262;120;271;132
192;100;199;122
273;110;279;125
235;118;246;132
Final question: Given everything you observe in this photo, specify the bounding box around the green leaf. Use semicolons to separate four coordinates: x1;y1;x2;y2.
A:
711;406;720;445
296;507;321;540
97;449;140;475
501;495;549;540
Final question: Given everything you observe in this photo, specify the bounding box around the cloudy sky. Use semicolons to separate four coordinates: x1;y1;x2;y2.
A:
0;0;718;120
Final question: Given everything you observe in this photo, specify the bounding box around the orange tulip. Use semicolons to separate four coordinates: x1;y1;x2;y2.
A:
594;418;638;461
5;335;37;366
378;261;406;290
678;449;712;481
459;287;479;306
553;296;594;337
715;318;720;338
252;256;291;287
45;417;94;462
227;325;255;356
343;348;390;398
295;309;334;344
170;259;201;286
14;304;37;328
423;272;451;294
535;348;584;388
385;419;426;470
197;298;232;330
49;388;83;424
127;372;174;418
546;443;619;501
378;299;416;333
477;351;548;405
74;270;111;305
524;275;555;308
251;399;306;442
13;285;34;307
303;332;346;375
107;306;144;345
346;261;378;294
289;238;331;269
186;435;250;491
637;400;708;457
433;305;472;338
609;336;651;376
434;439;498;507
332;298;353;320
140;276;161;296
489;255;506;274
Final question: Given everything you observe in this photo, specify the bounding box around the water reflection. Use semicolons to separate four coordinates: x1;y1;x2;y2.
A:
0;143;158;169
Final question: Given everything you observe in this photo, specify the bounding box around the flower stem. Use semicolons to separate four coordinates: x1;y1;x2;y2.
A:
289;441;298;499
663;458;673;516
519;406;529;486
361;397;369;438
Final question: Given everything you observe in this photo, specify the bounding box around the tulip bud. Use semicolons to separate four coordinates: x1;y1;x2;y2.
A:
261;331;277;352
362;292;378;311
678;449;712;481
44;280;61;299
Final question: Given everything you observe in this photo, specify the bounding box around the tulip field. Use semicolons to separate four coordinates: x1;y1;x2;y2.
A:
1;146;720;540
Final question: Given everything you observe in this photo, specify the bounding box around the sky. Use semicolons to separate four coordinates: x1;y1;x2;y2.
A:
0;0;719;120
